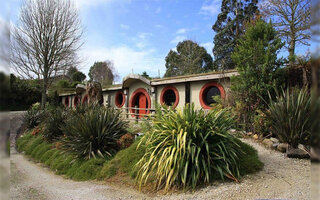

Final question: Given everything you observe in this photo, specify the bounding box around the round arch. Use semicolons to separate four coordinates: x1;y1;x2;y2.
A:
129;88;151;118
160;85;179;109
199;82;225;109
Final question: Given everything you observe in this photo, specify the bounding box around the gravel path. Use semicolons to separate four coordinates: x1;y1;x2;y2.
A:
10;111;311;200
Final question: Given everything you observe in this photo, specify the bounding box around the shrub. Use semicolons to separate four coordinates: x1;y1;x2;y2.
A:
253;109;271;136
41;107;65;141
117;133;135;149
136;104;243;191
265;87;311;148
23;109;44;129
61;105;128;159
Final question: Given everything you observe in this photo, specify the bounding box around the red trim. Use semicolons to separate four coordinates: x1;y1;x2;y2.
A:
82;94;88;105
199;82;225;109
129;88;151;117
74;96;80;107
115;91;125;108
64;97;69;107
160;86;179;108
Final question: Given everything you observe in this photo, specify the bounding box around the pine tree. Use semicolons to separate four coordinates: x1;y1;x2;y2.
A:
212;0;259;70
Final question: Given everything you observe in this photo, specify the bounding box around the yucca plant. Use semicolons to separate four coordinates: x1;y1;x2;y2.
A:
136;104;242;191
265;87;311;148
61;105;128;159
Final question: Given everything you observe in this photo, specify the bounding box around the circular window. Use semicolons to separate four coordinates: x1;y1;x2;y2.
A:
129;88;151;118
160;86;179;108
115;91;125;108
64;97;69;107
74;96;80;107
199;82;225;109
82;95;88;105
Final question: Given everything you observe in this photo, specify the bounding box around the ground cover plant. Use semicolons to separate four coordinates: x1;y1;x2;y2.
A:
135;104;263;191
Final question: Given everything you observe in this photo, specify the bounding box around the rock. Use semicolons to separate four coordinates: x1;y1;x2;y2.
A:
247;132;253;136
252;134;259;140
272;142;280;149
287;148;310;159
277;143;288;153
262;139;273;148
270;137;279;143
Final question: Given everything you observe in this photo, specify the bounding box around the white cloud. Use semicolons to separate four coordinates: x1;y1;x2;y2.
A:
155;7;161;14
200;42;214;55
138;32;152;39
170;35;187;44
155;24;164;28
199;0;220;16
136;41;147;49
120;24;130;29
73;0;131;9
80;45;165;79
0;17;11;74
176;28;187;34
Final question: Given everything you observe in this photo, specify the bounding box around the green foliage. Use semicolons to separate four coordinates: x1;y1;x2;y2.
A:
41;107;65;141
61;105;128;159
56;80;71;88
253;110;271;136
237;141;264;175
311;94;320;148
88;61;116;86
230;19;285;131
67;67;79;78
70;158;105;181
212;0;259;70
98;139;146;179
265;87;311;148
0;73;41;111
164;40;213;77
71;71;86;82
136;104;243;191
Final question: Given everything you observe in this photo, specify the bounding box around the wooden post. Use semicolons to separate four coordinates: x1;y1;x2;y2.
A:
135;106;138;122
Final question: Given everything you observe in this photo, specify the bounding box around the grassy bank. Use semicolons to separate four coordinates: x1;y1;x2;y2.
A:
17;131;263;188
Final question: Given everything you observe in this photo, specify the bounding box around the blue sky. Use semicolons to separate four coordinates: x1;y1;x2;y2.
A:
0;0;315;81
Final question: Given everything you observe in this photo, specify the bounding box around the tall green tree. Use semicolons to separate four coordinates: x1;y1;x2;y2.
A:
164;40;213;77
230;19;285;131
212;0;259;70
88;61;117;86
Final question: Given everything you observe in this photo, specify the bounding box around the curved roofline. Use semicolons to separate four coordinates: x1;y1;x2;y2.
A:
122;74;151;88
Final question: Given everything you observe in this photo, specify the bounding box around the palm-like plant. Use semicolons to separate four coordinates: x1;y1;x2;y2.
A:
136;104;242;190
61;105;128;159
265;87;311;148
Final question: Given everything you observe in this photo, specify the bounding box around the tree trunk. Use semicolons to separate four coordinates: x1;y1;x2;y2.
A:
289;37;296;65
41;77;48;110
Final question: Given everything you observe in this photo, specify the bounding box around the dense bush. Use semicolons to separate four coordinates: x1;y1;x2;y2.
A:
61;105;128;159
41;107;66;141
23;107;44;129
265;87;311;148
253;109;271;136
136;104;245;190
230;19;286;132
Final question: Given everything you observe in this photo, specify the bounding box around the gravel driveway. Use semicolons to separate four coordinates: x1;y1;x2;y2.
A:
10;112;310;200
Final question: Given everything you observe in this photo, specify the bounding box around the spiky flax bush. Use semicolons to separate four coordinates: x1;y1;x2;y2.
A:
265;87;311;148
61;105;128;159
136;104;243;190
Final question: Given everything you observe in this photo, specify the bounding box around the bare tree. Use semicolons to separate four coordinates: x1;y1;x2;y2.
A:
11;0;83;109
261;0;311;64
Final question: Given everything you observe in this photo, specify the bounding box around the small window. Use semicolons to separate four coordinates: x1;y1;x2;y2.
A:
115;91;125;108
163;89;176;106
160;86;179;108
203;86;220;105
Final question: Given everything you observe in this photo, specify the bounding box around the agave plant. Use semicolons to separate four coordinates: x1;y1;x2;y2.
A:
136;104;242;190
265;87;311;148
61;105;128;159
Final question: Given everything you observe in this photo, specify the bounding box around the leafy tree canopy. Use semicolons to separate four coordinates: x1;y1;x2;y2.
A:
212;0;259;70
230;19;286;130
71;71;86;82
88;61;117;86
164;40;213;77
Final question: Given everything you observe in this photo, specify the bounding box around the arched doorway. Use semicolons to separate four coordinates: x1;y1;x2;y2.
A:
129;88;151;118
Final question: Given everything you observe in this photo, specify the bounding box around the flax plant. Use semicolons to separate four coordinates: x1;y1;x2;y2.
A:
136;104;242;191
